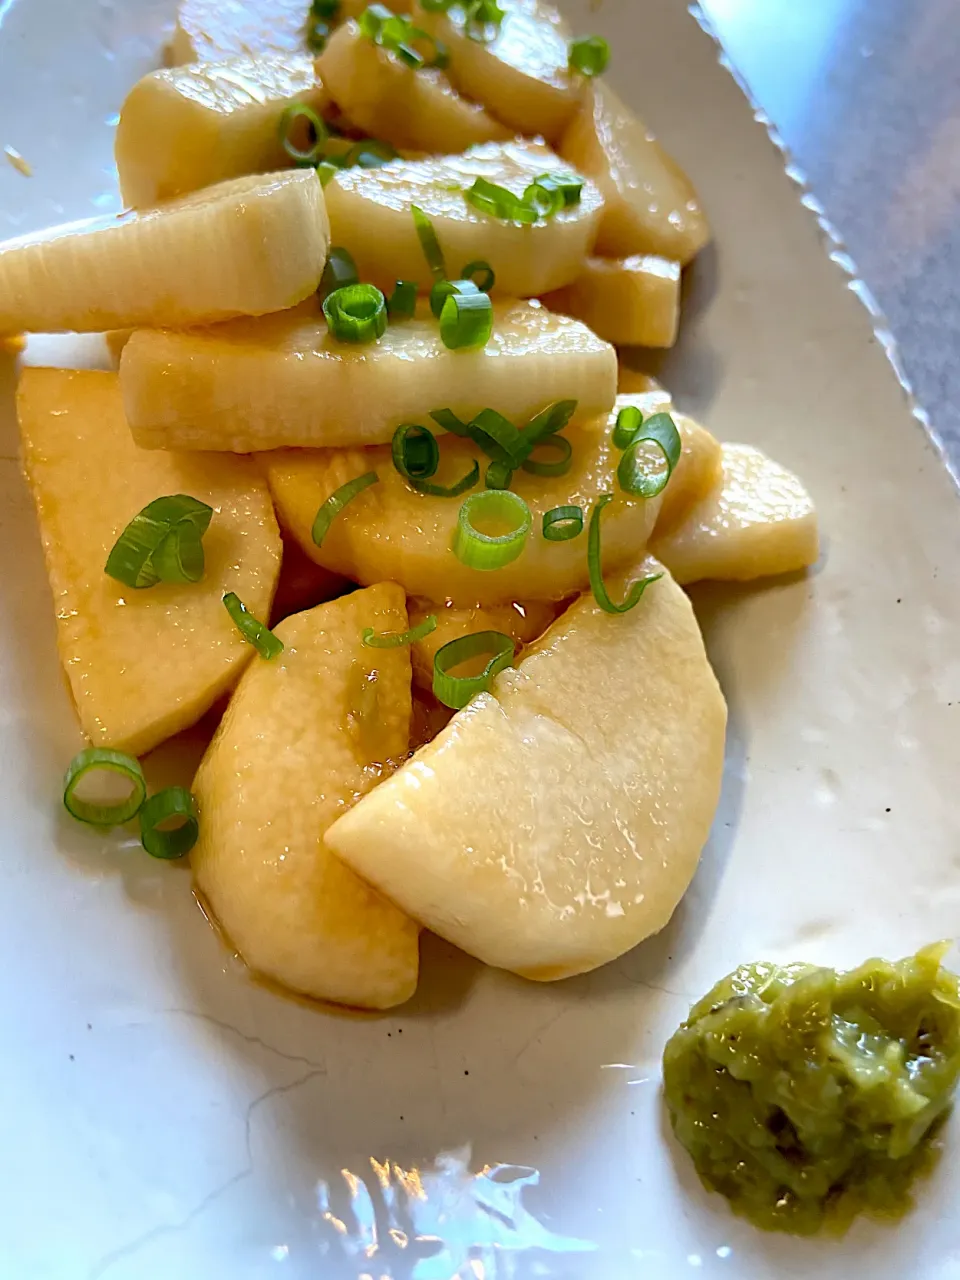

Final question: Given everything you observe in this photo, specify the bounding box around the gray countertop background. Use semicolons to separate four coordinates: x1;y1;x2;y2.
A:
698;0;960;473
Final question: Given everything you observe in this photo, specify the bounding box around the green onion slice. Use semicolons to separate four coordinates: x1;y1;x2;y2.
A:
312;472;379;545
430;276;480;320
440;290;493;350
316;161;341;187
223;592;284;660
532;171;583;208
139;786;199;860
515;398;577;462
523;179;564;219
311;0;340;16
588;494;663;613
454;489;531;570
306;18;330;52
410;458;480;497
542;504;584;541
460;259;495;292
521;433;572;477
429;407;473;438
278;102;328;164
612;404;642;449
363;614;437;648
484;459;514;490
344;138;399;167
359;7;448;68
433;630;515;709
465;177;538;224
392;422;440;481
569;34;610;77
318;246;359;300
63;747;146;827
387;279;418;319
462;0;506;42
412;204;447;280
105;494;213;590
616;411;682;498
468;407;522;462
323;283;388;344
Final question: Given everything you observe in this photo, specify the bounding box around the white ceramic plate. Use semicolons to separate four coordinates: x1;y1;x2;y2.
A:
2;1;959;1276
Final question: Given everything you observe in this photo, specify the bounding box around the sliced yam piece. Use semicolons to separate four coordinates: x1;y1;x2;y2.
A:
326;562;727;980
317;21;510;154
650;443;819;584
105;329;132;366
192;584;420;1009
561;82;709;264
17;369;281;756
0;171;329;335
417;0;582;143
168;0;309;64
261;419;661;606
121;298;615;451
543;254;681;348
617;366;669;397
116;55;329;207
323;140;603;297
407;597;561;692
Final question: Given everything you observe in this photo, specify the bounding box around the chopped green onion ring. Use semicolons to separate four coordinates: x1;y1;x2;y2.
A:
429;407;473;438
410;458;480;497
569;34;610;77
515;398;577;462
484;459;514;490
63;747;146;827
542;504;584;541
616;411;682;498
387;279;418;319
433;630;515;709
460;259;495;292
316;161;341;187
612;404;642;449
223;592;284;660
430;276;480;320
319;246;359;301
454;489;531;570
139;786;199;860
392;422;441;481
523;179;564;219
532;171;583;208
360;8;448;69
312;472;379;545
440;290;493;350
323;283;388;344
588;494;663;613
362;614;438;648
462;0;506;42
344;137;399;167
521;433;572;477
468;407;522;462
105;494;213;590
411;204;447;280
464;177;538;224
278;102;329;164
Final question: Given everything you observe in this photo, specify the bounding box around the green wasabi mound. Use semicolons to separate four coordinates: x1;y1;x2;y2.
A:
662;944;960;1233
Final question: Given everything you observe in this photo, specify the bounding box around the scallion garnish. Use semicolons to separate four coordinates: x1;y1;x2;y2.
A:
484;459;514;490
105;494;213;590
312;472;379;546
139;786;199;860
454;489;531;570
363;615;438;648
310;0;340;15
359;6;449;69
433;630;515;709
344;137;399;168
543;505;584;541
429;277;480;319
523;179;564;219
392;422;440;481
306;18;331;51
318;247;359;301
316;161;341;187
460;259;495;292
387;279;418;319
463;0;506;42
278;102;329;164
323;283;388;344
521;433;572;477
569;34;610;77
612;404;642;449
63;747;146;827
410;459;480;497
440;290;493;350
465;177;539;224
517;399;577;457
429;407;473;437
616;411;682;498
223;592;284;660
532;171;583;209
468;407;522;461
412;204;447;280
588;494;663;613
